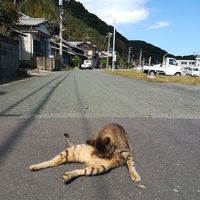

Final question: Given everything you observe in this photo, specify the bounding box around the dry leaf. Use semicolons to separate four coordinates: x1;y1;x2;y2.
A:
137;184;146;189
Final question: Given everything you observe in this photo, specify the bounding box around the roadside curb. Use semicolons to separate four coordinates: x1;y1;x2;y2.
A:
27;69;52;76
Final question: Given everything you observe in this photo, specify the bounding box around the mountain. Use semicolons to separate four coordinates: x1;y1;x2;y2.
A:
64;0;172;63
17;0;193;64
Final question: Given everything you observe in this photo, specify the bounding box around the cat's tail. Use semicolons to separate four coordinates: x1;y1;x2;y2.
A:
64;133;74;147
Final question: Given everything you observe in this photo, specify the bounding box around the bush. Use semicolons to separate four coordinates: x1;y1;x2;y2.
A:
100;58;107;69
0;2;19;35
73;55;82;68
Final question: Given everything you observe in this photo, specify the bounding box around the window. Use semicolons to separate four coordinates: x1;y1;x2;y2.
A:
181;62;187;65
169;59;177;65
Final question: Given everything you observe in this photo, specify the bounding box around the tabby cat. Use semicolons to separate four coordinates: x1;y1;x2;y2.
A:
87;123;141;182
29;123;141;183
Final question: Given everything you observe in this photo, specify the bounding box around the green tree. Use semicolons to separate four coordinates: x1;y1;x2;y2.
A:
0;2;19;35
73;55;81;67
100;58;107;69
19;0;58;23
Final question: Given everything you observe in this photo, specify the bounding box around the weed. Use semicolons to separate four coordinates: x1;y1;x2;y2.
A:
104;69;200;85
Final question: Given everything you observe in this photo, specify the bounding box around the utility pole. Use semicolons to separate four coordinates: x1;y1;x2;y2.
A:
128;47;133;65
59;0;64;69
148;57;151;76
112;20;116;72
106;32;112;69
139;49;142;66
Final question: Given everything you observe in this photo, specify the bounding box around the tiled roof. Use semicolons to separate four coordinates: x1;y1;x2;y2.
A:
17;16;48;26
69;41;96;48
63;40;84;51
69;41;82;46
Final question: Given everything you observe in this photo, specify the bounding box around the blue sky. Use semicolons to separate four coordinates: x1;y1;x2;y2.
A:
78;0;200;56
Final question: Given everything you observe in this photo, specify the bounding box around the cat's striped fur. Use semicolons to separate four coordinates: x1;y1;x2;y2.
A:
29;123;141;183
87;123;141;182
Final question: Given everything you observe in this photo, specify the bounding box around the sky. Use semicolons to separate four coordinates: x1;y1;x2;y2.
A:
77;0;200;56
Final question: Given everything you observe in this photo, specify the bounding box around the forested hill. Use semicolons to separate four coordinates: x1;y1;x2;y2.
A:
16;0;193;63
63;0;167;63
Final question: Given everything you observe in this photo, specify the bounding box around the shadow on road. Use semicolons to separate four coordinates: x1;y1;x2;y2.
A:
0;91;7;95
0;73;64;116
73;72;92;139
73;72;111;196
0;72;72;162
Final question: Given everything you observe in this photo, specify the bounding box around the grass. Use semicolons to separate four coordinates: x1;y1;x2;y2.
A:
104;69;200;85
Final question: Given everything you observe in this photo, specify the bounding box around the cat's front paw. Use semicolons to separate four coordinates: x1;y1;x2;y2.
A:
131;174;141;182
134;175;141;182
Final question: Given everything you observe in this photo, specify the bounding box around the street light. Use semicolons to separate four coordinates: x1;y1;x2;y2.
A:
128;47;133;65
162;53;168;65
112;20;116;72
106;32;112;69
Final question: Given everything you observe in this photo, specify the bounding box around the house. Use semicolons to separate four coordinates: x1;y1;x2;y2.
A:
98;51;112;69
16;13;55;70
69;41;99;68
51;38;87;69
51;38;75;70
177;55;200;74
16;13;100;70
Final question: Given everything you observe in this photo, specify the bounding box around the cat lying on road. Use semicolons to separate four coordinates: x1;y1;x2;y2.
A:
29;123;141;183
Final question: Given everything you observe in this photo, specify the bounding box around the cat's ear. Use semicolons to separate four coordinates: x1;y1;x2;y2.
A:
104;137;110;144
87;139;96;146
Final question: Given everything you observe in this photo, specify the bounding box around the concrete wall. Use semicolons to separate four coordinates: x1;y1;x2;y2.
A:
36;56;55;71
0;34;19;81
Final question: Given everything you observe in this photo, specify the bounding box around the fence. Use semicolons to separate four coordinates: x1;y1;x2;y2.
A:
0;34;18;82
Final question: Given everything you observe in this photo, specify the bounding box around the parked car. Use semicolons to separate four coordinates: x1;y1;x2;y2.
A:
81;60;93;70
181;67;190;75
188;67;200;77
143;57;182;76
132;65;143;71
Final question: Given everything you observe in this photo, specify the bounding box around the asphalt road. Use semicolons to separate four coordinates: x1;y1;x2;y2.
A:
0;70;200;200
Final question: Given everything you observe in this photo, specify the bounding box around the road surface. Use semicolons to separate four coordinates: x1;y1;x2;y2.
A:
0;70;200;200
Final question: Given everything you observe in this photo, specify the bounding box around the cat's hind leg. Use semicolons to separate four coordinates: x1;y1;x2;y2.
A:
29;150;68;171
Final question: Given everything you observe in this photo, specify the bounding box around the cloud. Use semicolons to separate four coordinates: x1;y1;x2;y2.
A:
77;0;150;25
148;21;170;29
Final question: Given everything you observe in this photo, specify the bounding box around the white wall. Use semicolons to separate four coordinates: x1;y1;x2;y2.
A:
195;57;200;68
177;59;195;68
20;33;32;61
